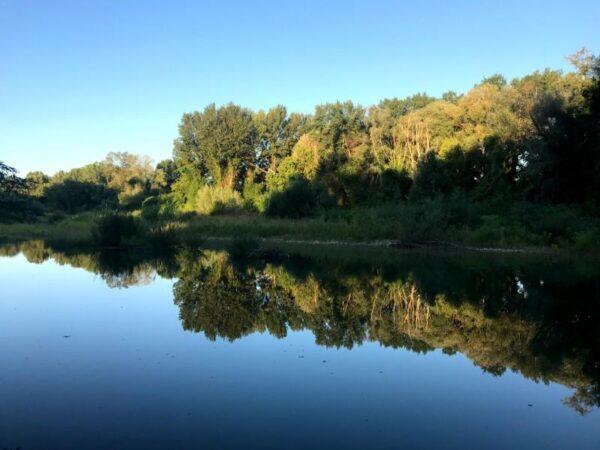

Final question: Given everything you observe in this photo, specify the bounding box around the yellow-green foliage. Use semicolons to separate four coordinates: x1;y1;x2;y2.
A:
242;174;268;212
267;133;321;191
194;185;244;215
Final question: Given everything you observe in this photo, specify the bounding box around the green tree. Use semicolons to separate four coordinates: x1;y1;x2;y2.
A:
25;171;51;197
153;159;178;193
173;103;257;191
312;101;367;156
0;162;27;195
254;106;308;173
45;180;117;212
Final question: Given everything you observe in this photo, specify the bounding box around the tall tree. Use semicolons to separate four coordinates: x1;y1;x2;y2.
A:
25;171;51;197
174;103;257;189
0;162;27;195
255;106;308;173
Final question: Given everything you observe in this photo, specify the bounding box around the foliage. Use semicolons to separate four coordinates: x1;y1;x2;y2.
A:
0;162;28;195
242;173;268;212
153;159;179;193
194;185;244;215
4;49;600;251
45;179;117;212
254;105;309;171
0;162;45;222
167;49;598;212
266;133;321;191
92;212;140;247
0;195;45;223
173;103;256;190
140;195;176;220
265;177;327;219
25;171;51;197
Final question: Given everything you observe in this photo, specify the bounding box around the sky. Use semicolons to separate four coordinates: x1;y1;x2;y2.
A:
1;0;599;175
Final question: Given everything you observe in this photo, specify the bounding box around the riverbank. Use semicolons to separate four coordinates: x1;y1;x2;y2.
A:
1;207;599;254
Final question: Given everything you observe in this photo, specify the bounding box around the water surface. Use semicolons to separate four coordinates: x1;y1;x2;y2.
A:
1;242;598;449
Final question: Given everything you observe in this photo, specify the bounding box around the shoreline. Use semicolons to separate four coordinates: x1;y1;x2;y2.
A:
204;236;535;253
1;213;596;256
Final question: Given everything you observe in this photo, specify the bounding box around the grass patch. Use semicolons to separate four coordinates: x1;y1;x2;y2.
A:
1;201;599;252
0;212;96;246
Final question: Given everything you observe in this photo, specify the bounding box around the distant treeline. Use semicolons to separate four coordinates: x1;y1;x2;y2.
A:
1;49;599;228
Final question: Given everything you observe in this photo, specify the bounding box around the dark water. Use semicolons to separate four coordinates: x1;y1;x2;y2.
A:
1;241;599;450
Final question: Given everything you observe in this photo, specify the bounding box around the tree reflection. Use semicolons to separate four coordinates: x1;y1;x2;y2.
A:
170;247;600;415
2;240;599;414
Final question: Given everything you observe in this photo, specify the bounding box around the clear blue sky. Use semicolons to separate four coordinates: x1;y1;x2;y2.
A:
1;0;599;175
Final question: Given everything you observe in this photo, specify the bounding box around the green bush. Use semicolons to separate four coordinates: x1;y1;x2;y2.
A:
511;203;593;242
468;215;541;247
378;169;412;201
265;178;325;219
145;224;179;250
195;185;244;215
243;177;268;212
0;195;45;223
45;180;117;213
409;152;452;200
397;193;478;241
141;195;176;220
93;212;140;247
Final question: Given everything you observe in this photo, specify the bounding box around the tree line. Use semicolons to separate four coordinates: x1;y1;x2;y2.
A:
1;49;599;223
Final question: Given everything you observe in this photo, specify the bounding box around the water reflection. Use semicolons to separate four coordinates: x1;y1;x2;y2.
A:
2;240;599;415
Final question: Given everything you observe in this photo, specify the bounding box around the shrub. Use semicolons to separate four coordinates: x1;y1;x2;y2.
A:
266;158;299;192
511;203;592;242
171;169;202;212
141;196;161;220
378;169;412;201
141;195;176;221
93;212;140;247
265;178;324;219
0;195;45;223
409;152;452;200
468;215;540;247
398;193;478;241
242;177;268;212
146;224;179;250
195;185;244;215
45;180;117;212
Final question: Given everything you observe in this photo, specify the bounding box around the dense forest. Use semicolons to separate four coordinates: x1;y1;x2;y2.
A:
2;49;600;248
